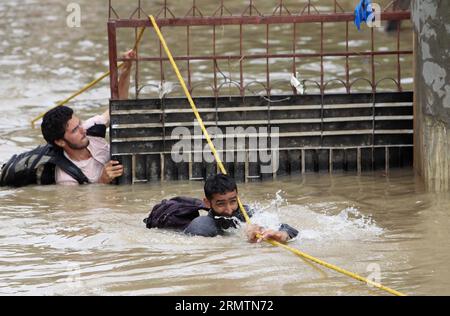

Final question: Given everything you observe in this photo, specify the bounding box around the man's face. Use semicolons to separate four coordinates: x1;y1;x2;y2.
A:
204;190;238;217
61;115;89;150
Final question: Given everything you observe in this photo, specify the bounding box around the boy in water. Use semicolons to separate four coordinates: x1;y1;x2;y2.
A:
184;174;298;243
40;50;136;185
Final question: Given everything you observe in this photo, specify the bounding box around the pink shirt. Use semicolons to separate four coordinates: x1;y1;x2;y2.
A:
55;115;110;185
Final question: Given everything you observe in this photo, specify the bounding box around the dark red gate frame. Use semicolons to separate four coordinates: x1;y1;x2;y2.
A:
107;0;411;100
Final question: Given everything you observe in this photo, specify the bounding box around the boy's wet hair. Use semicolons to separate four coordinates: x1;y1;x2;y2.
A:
41;106;74;146
204;174;238;200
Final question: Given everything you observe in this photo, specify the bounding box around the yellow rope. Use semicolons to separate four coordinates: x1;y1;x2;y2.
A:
149;14;406;297
30;26;147;129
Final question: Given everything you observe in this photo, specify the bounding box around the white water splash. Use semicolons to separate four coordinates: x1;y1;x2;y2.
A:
246;190;288;231
245;191;383;242
296;205;384;241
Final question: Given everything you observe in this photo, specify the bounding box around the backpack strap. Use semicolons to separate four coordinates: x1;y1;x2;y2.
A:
171;196;208;210
56;158;89;184
50;147;89;185
29;145;51;174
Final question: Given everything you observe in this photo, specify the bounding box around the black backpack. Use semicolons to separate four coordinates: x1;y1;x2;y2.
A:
143;196;209;230
0;144;89;187
0;124;106;187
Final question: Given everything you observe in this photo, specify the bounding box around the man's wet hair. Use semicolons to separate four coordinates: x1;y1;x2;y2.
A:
204;174;238;200
41;106;73;145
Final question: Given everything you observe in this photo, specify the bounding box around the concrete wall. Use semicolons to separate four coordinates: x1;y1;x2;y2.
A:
412;0;450;191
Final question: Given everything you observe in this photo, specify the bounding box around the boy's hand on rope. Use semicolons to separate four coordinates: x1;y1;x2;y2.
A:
246;224;289;243
246;224;263;243
258;229;289;243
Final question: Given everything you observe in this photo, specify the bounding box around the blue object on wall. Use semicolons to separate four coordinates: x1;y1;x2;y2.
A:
354;0;373;31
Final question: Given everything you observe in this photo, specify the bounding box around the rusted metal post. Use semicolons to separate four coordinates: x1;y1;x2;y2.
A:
239;24;244;97
345;21;350;93
114;12;411;28
108;21;119;100
265;23;270;95
187;25;192;93
371;27;376;93
397;21;402;91
134;0;141;98
213;25;218;97
292;22;297;95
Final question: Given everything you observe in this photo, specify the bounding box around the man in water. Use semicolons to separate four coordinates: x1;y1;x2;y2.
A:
40;50;136;185
184;174;299;243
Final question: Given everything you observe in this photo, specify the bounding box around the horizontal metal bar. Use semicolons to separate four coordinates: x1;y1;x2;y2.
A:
133;179;149;183
374;115;413;120
112;136;163;143
118;50;412;63
374;129;413;134
111;129;413;142
369;102;412;108
111;92;413;107
323;102;412;109
111;144;414;156
112;115;413;129
112;12;411;28
321;115;413;122
111;102;412;115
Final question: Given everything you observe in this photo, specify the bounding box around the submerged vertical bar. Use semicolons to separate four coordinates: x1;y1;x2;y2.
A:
146;154;161;181
120;155;132;184
132;154;137;184
301;149;306;174
357;147;362;174
329;149;333;174
160;153;165;181
385;147;390;174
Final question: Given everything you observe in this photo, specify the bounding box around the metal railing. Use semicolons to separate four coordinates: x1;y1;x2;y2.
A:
107;0;412;99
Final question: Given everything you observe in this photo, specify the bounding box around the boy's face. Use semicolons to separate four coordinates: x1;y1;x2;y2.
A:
56;115;89;150
204;190;238;217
